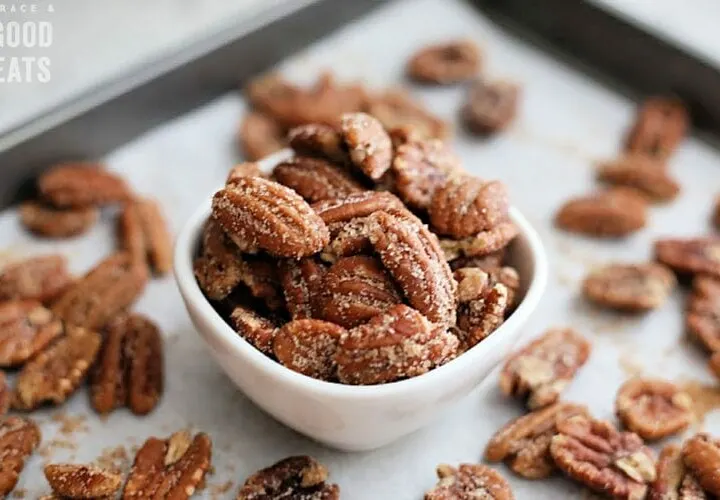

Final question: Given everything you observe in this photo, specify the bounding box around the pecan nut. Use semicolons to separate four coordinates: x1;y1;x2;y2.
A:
582;263;676;311
193;220;246;301
687;275;720;352
245;73;300;118
456;282;509;350
597;155;681;202
279;258;327;320
555;188;648;238
273;319;345;380
439;222;519;260
406;40;481;85
272;156;362;203
650;444;707;500
0;300;63;367
616;378;693;440
625;96;688;160
0;254;72;304
238;111;285;161
656;237;720;279
44;463;122;499
230;305;278;355
366;88;450;140
682;434;720;496
462;80;520;135
226;162;264;185
20;201;98;238
312;191;405;225
118;198;173;275
425;463;513;500
320;218;374;263
0;416;41;496
237;455;339;500
449;250;506;271
288;123;347;163
38;162;131;207
339;112;392;180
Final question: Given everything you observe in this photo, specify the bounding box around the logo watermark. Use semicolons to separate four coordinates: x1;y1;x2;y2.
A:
0;2;54;83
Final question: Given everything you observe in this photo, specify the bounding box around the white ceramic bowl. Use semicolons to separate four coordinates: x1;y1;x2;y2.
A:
174;155;548;452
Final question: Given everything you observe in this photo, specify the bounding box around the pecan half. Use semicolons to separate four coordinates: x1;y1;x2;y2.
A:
456;282;509;349
237;456;339;500
625;96;688;160
279;258;326;320
273;157;362;203
449;250;506;271
226;162;263;184
0;254;72;304
335;304;459;385
687;275;720;352
366;88;450;140
320;218;374;263
312;191;405;225
245;72;300;116
462;80;520;135
499;328;591;409
14;325;101;410
407;40;481;85
124;431;212;499
273;319;345;380
683;434;720;496
44;463;122;499
339;112;392;180
230;305;278;355
582;263;677;312
555;188;648;238
38;162;131;207
288;123;346;163
550;415;656;499
0;417;41;496
485;402;588;479
238;111;285;161
440;222;520;260
20;201;98;238
616;378;693;440
212;176;329;258
597;155;680;202
118;198;173;275
656;237;720;279
650;444;707;500
193;219;247;301
425;464;513;500
0;300;62;367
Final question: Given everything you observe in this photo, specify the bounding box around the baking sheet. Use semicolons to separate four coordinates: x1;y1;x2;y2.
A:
1;0;719;497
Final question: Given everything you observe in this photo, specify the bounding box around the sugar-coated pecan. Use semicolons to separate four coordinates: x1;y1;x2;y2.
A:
44;463;122;499
682;434;720;496
230;305;278;355
339;112;392;180
52;252;147;330
440;221;519;260
0;300;62;367
0;254;72;304
226;162;263;184
485;402;588;479
656;237;720;279
38;162;131;207
454;267;490;304
368;210;457;327
687;275;720;352
550;415;656;499
555;188;648;238
407;40;481;85
124;431;212;499
425;464;513;500
118;197;173;275
273;156;362;203
0;416;41;496
312;191;405;225
238;111;285;161
597;155;680;202
582;263;676;312
14;325;101;410
366;88;450;140
388;124;427;148
279;258;327;320
449;250;506;271
193;220;246;301
650;444;707;500
237;455;339;500
625;96;688;160
462;80;519;135
456;283;508;349
335;304;458;385
273;319;345;380
320;218;374;263
212;176;329;258
288;123;347;163
321;255;402;328
616;378;693;440
20;201;98;238
499;328;591;409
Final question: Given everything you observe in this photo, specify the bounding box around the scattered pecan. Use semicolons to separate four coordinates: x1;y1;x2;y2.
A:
237;455;339;500
425;464;513;500
625;96;688;160
439;221;519;260
273;156;362;203
616;378;693;440
321;255;402;328
212;176;329;258
597;155;680;202
124;431;212;499
238;111;285;161
335;304;459;385
226;162;263;184
273;319;345;380
312;191;405;225
193;220;246;301
288;123;347;163
462;80;520;135
655;237;720;279
485;402;588;479
650;444;707;500
687;275;720;352
279;258;327;320
38;162;131;207
52;252;147;330
118;198;173;275
456;281;509;349
499;328;591;409
407;40;481;85
0;300;63;367
0;416;41;496
14;325;101;410
230;304;278;355
366;88;450;140
245;73;300;116
44;463;122;499
555;188;648;238
0;254;72;304
550;415;656;499
582;263;676;312
339;112;392;180
20;201;98;238
682;434;720;496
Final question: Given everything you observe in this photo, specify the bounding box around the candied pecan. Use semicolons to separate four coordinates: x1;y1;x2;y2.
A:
273;319;345;380
236;255;284;311
582;263;676;312
273;156;362;203
118;198;173;275
0;300;62;367
14;325;101;410
38;162;131;207
499;328;591;409
683;434;720;496
193;220;246;300
550;415;656;499
312;191;405;225
279;258;326;320
44;463;122;498
687;275;720;352
555;188;648;238
0;254;72;304
456;283;509;349
339;112;392;180
20;201;98;238
227;162;263;184
238;111;285;161
320;218;374;263
616;378;693;440
449;250;506;270
288;123;347;163
462;80;520;135
387;124;426;148
625;96;688;160
656;237;720;278
52;253;147;330
407;40;481;85
650;444;707;500
230;304;278;355
335;304;459;385
212;176;329;258
124;431;212;499
237;455;339;500
245;73;299;115
368;210;457;327
440;221;519;260
597;155;680;202
366;88;450;140
485;402;588;479
425;463;513;500
321;255;402;328
0;416;41;496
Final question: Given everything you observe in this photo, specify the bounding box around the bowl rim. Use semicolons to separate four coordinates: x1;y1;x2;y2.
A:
173;162;548;400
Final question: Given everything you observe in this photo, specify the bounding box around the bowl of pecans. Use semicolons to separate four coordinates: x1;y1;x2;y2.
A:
174;113;548;451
